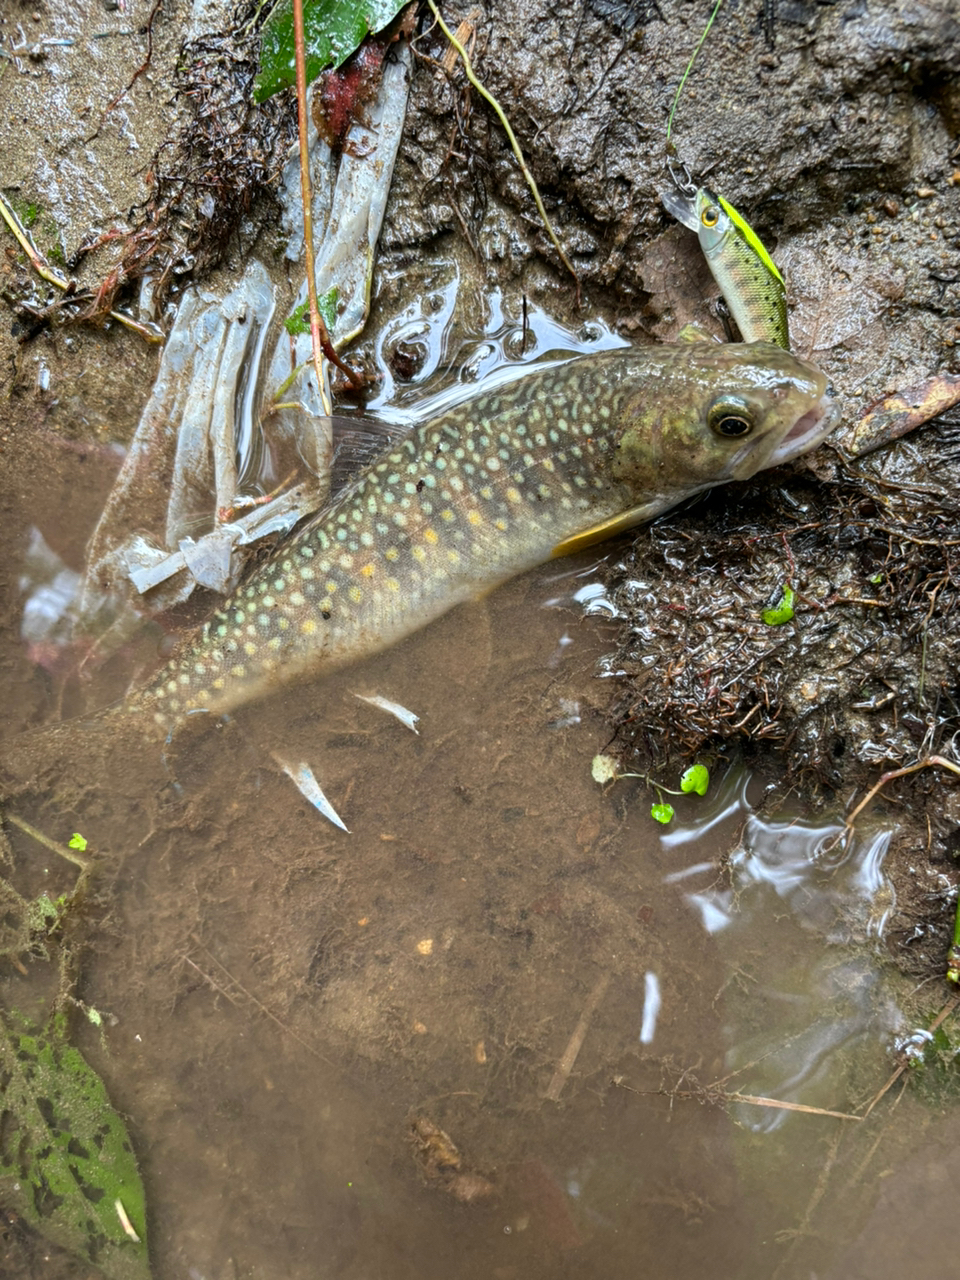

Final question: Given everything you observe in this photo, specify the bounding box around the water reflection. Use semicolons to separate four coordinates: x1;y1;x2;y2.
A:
659;767;899;1133
663;768;895;943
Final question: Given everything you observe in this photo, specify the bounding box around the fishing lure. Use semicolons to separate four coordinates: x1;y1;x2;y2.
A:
662;184;790;351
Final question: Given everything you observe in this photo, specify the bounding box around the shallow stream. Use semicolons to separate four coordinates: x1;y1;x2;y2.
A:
3;277;956;1280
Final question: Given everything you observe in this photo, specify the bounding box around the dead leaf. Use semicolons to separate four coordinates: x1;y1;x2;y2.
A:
636;227;717;341
778;235;899;357
841;371;960;455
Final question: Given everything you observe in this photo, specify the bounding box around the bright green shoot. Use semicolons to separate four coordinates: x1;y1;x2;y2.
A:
591;755;711;824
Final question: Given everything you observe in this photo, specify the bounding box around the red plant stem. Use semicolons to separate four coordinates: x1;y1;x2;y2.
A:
291;0;330;413
289;0;362;401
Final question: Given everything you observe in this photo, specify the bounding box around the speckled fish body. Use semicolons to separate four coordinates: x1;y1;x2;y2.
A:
127;342;836;733
662;187;790;349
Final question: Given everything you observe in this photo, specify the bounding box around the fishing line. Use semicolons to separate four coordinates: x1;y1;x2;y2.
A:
666;0;725;149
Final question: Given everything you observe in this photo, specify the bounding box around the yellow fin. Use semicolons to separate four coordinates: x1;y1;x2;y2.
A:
551;505;658;558
677;322;720;344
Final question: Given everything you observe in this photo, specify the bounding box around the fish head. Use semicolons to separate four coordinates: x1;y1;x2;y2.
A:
610;341;839;512
694;187;786;289
662;186;741;254
692;187;736;258
660;187;700;232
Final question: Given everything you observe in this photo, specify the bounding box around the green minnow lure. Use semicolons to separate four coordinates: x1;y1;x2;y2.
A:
661;186;790;350
113;341;834;737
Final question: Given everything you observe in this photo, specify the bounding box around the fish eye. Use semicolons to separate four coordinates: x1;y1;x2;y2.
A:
700;203;721;228
708;397;754;438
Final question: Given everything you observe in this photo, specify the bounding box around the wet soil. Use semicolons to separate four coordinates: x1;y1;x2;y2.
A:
2;0;960;1277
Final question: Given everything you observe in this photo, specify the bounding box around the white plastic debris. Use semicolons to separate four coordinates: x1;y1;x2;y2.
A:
65;45;412;668
114;1199;141;1244
354;693;420;734
273;755;350;833
639;971;661;1045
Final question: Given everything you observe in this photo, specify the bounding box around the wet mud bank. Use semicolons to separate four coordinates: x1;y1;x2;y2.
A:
601;418;960;977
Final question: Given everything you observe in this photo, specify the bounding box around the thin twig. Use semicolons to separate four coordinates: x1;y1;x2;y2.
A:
858;992;960;1120
291;0;331;416
4;813;90;871
845;755;960;829
0;191;162;342
723;1093;860;1121
770;1126;844;1277
425;0;580;303
615;1078;859;1121
545;971;610;1100
185;939;332;1065
101;0;164;117
289;0;362;403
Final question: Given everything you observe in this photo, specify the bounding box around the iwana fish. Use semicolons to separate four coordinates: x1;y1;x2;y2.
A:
2;341;836;791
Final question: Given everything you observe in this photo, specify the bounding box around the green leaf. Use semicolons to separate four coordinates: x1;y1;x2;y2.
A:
762;584;795;626
284;287;339;337
679;764;710;797
651;803;675;824
317;285;338;331
255;0;409;102
285;299;311;337
0;1011;150;1280
68;833;88;852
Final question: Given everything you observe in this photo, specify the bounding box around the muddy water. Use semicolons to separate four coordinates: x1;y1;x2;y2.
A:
0;269;951;1280
4;422;955;1278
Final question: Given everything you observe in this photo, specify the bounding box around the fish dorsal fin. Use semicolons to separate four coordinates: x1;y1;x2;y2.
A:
551;503;662;558
330;415;409;496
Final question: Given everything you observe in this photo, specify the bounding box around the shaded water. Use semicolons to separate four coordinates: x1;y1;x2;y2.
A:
2;292;956;1280
4;523;949;1279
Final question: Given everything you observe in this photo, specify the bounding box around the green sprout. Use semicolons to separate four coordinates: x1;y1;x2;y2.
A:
591;755;711;825
947;891;960;985
680;764;710;796
67;833;88;852
762;584;795;626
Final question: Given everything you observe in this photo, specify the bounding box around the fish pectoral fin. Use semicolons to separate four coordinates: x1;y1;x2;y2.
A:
551;504;660;558
677;322;720;344
331;415;410;495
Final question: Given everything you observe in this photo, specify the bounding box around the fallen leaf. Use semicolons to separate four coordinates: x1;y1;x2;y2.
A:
841;371;960;456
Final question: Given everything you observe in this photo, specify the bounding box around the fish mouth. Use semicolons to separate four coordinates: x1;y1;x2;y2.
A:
767;392;841;467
